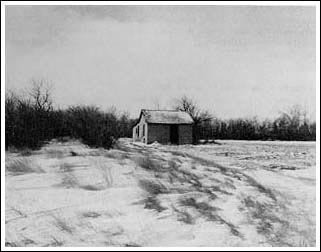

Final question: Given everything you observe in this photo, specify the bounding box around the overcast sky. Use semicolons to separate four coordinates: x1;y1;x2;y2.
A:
5;5;316;119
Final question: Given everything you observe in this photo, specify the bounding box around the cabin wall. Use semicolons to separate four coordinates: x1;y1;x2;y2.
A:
178;124;193;144
132;111;193;145
132;116;148;143
147;124;170;144
147;124;193;144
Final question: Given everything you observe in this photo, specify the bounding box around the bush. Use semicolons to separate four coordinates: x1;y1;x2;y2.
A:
5;93;49;149
65;105;120;149
5;83;135;150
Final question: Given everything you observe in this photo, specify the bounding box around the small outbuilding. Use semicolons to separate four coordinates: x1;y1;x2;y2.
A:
132;109;194;145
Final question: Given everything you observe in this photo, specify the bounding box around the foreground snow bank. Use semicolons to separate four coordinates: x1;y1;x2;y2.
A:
5;139;316;247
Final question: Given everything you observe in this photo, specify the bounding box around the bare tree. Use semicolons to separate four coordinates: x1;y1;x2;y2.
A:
173;95;212;124
278;105;308;128
173;95;213;143
29;79;53;112
275;105;311;140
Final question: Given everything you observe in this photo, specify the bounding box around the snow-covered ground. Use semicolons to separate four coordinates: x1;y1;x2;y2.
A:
5;138;316;247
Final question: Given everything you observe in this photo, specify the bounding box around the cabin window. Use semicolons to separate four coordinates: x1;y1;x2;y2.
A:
143;124;145;136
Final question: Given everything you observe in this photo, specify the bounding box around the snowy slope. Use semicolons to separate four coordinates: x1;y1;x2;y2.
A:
5;138;316;247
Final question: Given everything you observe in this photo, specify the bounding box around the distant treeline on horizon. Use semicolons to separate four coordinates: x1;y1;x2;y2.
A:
5;82;316;150
196;116;316;142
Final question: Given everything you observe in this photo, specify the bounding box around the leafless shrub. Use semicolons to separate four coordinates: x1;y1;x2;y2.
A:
6;158;43;175
124;242;141;247
172;206;195;224
5;236;36;247
140;196;167;212
298;238;312;247
136;178;170;213
103;226;124;237
210;185;233;195
5;238;35;247
70;151;78;156
20;148;33;156
180;197;220;214
20;237;36;246
241;196;295;245
179;169;203;187
92;159;113;187
180;197;241;237
242;196;286;233
52;215;74;234
168;159;180;170
168;160;227;199
80;185;103;191
59;163;76;173
84;149;104;157
82;211;101;218
243;176;276;201
11;207;27;218
223;180;236;190
58;172;79;188
136;156;166;172
58;161;107;190
46;148;65;159
138;179;170;195
104;151;129;160
268;164;300;171
104;152;118;159
184;153;228;173
168;150;187;158
114;143;131;152
45;237;64;247
5;241;18;247
183;153;276;201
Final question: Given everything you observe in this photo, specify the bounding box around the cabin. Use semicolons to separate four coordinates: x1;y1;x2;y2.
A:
132;109;194;145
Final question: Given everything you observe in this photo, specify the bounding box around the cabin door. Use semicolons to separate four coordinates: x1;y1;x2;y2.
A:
170;125;179;144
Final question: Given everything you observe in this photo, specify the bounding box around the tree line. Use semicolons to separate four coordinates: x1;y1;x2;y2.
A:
196;117;316;142
5;84;316;150
174;96;316;143
5;81;135;150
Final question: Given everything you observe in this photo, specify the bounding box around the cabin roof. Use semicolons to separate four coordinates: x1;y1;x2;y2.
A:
138;109;194;125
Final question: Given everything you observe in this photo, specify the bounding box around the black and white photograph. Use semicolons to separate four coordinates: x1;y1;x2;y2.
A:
1;1;320;250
